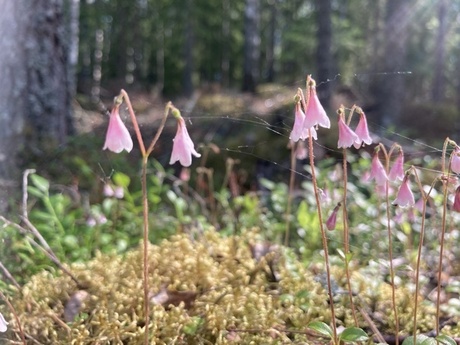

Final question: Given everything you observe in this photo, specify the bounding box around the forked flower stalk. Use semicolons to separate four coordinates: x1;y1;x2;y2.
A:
300;77;338;344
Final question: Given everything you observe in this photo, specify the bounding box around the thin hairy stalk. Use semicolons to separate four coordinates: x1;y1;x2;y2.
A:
412;169;433;338
380;144;399;345
0;290;26;345
341;148;358;326
141;155;150;345
120;89;146;156
300;81;337;344
146;101;171;156
119;92;172;345
385;181;399;345
436;166;451;335
284;142;297;246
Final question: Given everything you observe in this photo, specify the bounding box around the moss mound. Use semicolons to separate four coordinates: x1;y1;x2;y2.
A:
0;229;449;344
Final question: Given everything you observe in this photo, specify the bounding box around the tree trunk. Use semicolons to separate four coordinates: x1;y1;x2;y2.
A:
372;0;412;127
265;0;277;83
242;0;260;93
183;0;194;97
432;0;448;103
315;0;333;107
0;0;73;212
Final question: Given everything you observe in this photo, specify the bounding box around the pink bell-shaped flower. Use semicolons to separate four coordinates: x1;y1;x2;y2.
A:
353;110;373;149
0;312;8;332
290;102;308;142
453;186;460;212
451;148;460;174
326;203;341;230
389;151;405;182
393;175;415;207
369;152;388;186
103;105;133;153
170;117;201;167
303;78;331;130
337;114;358;149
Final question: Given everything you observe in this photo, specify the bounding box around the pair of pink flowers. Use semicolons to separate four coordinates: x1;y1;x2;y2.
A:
289;78;330;142
369;148;414;207
103;102;200;167
337;107;372;149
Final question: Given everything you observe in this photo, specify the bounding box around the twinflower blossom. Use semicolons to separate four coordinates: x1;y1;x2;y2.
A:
103;105;133;153
303;78;331;130
337;114;358;149
389;151;405;182
290;102;308;142
451;148;460;174
353;109;373;149
326;203;341;230
0;312;8;332
453;186;460;212
369;152;388;186
170;116;201;167
393;175;415;208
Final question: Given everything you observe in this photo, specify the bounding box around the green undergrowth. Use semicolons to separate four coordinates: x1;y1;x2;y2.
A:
1;228;452;344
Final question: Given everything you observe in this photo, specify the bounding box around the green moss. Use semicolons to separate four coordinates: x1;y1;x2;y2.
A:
0;229;451;344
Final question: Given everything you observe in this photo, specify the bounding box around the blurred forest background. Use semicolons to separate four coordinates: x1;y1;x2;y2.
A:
1;0;460;211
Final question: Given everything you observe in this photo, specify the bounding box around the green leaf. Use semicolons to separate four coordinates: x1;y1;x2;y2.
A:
28;185;45;198
436;335;457;345
30;174;50;193
402;335;429;345
113;172;130;188
420;338;437;345
307;321;333;338
339;327;368;343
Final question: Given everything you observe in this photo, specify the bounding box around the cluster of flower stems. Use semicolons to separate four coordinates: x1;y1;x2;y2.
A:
2;79;460;345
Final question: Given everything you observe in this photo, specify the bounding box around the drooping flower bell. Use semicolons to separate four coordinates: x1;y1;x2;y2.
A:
0;312;8;332
326;202;341;230
369;151;388;186
303;77;331;130
389;150;405;182
103;98;133;153
169;110;201;167
353;107;373;149
453;186;460;212
337;111;358;149
290;101;308;142
393;174;415;208
451;148;460;174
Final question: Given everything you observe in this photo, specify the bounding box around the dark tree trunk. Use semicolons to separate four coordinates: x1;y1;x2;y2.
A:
0;0;74;212
432;0;448;103
183;0;194;97
315;0;333;107
372;0;412;127
242;0;260;93
265;0;277;83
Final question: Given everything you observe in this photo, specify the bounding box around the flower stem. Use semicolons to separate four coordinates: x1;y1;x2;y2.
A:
0;290;26;345
412;168;433;338
300;83;338;345
284;142;297;246
341;148;358;326
380;144;399;345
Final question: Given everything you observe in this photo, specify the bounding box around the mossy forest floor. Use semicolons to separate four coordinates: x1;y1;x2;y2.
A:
1;228;458;344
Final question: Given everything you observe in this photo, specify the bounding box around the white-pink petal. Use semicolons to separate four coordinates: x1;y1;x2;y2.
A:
393;177;415;207
369;153;388;186
389;152;405;182
169;117;201;167
337;116;359;149
103;107;133;153
303;88;331;129
451;149;460;174
0;313;8;332
353;113;373;149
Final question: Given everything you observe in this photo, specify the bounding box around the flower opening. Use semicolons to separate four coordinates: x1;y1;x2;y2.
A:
102;105;133;153
169;117;201;167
